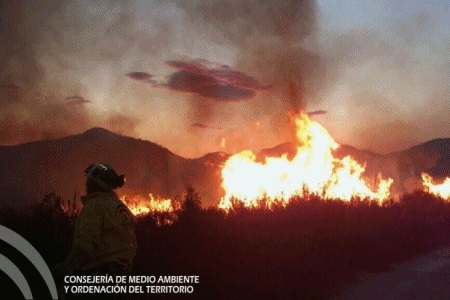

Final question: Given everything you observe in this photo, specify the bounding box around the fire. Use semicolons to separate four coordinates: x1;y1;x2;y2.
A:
121;193;176;216
219;112;393;211
421;173;450;200
220;137;226;149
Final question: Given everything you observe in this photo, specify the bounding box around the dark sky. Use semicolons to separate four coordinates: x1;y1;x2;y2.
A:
0;0;448;157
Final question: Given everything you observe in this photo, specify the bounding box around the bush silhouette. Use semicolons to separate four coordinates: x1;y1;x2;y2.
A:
0;189;448;299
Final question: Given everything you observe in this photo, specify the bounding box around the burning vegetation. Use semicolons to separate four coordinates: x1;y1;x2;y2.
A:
219;112;394;211
121;194;179;216
116;111;448;216
1;185;449;299
117;111;448;217
421;173;450;200
0;0;448;297
120;194;182;226
112;110;449;217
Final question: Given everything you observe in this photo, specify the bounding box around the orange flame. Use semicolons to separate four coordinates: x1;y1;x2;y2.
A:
121;193;176;216
220;137;226;149
421;173;450;200
219;112;393;211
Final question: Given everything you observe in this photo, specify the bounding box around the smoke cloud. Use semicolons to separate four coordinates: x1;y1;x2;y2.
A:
0;0;447;155
0;1;142;145
317;9;450;153
178;0;322;111
191;123;223;131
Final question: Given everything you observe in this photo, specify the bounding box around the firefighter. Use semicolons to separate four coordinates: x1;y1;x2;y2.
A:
54;163;137;280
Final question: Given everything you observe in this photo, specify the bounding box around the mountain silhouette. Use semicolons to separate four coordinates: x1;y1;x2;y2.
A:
0;128;448;207
257;138;449;195
0;128;225;207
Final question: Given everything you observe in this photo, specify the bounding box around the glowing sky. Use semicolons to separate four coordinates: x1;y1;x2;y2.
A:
0;0;448;157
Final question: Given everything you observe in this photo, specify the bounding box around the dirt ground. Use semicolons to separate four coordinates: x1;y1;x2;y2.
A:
335;246;450;300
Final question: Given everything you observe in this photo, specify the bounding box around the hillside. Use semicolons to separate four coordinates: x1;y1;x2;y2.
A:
0;128;448;207
0;128;224;207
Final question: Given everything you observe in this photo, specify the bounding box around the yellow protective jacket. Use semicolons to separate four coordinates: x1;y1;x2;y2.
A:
66;191;137;273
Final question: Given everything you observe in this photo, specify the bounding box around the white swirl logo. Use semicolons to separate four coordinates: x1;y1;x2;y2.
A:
0;225;58;299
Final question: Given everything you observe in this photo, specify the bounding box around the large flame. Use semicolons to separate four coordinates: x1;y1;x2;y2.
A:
219;112;393;211
121;193;176;216
421;173;450;200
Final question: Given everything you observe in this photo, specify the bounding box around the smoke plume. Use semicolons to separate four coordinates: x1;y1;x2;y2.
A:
0;0;448;156
0;1;141;145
